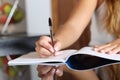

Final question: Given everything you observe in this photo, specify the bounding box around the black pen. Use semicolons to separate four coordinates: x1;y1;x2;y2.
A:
49;18;57;80
48;17;55;54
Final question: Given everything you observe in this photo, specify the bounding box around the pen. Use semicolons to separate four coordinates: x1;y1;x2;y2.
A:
48;17;55;54
49;17;57;80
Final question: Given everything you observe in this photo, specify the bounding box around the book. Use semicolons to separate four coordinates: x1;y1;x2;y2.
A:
8;47;120;70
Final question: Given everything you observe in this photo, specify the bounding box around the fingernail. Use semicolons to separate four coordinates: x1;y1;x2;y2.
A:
54;46;59;52
51;69;55;74
50;48;54;53
93;48;97;51
100;50;104;53
108;51;112;54
56;69;60;74
55;52;62;56
56;69;63;76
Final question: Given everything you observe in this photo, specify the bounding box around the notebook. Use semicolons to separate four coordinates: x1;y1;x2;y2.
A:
8;47;120;70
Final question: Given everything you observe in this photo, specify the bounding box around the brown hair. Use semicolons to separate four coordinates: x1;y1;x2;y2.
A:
104;0;120;80
105;0;120;37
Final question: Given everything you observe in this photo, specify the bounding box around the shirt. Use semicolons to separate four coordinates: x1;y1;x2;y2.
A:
89;2;115;46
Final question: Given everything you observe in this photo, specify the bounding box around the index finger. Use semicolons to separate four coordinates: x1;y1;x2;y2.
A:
38;36;55;53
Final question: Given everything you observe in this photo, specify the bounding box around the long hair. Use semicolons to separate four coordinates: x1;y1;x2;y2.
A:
105;0;120;37
104;0;120;80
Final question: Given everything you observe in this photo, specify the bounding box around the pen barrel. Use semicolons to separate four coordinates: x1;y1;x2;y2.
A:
50;29;54;47
49;17;55;54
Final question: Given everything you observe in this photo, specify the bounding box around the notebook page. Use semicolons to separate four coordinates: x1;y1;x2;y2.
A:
8;49;77;66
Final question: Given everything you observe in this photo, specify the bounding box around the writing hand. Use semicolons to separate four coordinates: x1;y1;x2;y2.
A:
35;36;61;58
35;36;63;80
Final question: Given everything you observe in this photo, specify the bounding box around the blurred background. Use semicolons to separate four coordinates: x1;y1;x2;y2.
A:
0;0;51;80
0;0;77;80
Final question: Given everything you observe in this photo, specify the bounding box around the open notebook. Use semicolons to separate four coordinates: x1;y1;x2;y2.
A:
8;47;120;71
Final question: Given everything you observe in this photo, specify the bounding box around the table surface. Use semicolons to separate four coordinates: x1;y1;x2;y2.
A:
0;33;40;56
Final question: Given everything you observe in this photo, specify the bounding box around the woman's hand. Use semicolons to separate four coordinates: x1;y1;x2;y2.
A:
93;38;120;54
35;36;61;58
37;65;63;80
35;36;63;80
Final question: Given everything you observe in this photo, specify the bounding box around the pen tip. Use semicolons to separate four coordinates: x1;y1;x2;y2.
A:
49;17;52;26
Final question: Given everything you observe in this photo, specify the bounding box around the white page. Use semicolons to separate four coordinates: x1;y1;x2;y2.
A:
8;47;120;66
8;49;77;66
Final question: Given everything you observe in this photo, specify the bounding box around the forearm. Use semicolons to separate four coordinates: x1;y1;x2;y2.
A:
54;0;97;50
54;23;85;49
